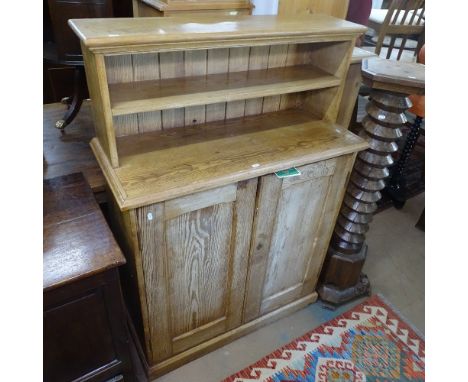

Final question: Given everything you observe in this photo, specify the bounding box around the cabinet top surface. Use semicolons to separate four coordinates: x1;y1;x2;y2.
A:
43;173;126;291
69;15;366;50
92;110;368;211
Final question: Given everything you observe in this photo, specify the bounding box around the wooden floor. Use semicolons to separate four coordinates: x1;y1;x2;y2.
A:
43;101;105;193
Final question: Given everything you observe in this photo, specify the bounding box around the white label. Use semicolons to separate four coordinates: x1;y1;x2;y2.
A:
147;212;153;221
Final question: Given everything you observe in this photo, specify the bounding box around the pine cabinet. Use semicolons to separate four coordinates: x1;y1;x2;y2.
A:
70;15;368;378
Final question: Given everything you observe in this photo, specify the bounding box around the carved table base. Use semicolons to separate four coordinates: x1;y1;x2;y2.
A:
319;89;411;305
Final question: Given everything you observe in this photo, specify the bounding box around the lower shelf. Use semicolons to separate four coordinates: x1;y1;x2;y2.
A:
145;292;318;379
93;108;367;210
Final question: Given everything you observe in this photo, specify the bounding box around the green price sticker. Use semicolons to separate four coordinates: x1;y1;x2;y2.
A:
275;167;301;179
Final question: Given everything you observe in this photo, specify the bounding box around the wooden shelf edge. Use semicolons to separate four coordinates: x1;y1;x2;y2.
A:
92;111;368;211
110;66;341;117
90;138;127;208
119;144;367;210
69;16;367;51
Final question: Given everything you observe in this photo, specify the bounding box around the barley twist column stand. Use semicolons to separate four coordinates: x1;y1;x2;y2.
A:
318;58;425;306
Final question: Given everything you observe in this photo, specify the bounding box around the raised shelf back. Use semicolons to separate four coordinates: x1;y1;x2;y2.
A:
105;41;351;137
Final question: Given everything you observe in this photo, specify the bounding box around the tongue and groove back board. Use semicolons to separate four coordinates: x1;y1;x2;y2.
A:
70;15;368;378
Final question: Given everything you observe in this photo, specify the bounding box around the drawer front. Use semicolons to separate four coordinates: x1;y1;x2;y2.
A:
243;155;355;322
44;286;118;382
137;180;257;364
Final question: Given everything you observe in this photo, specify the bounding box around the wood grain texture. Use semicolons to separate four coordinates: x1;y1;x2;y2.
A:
92;110;367;210
109;64;339;117
133;52;162;133
278;0;350;19
262;175;331;304
138;0;253;12
74;16;370;375
166;203;233;337
172;317;227;354
106;189;153;361
244;45;269;116
244;162;336;319
226;178;257;329
133;0;253;17
307;40;355;122
160;51;185;129
164;184;237;221
243;174;282;322
184;50;208;126
362;58;425;95
148;292;318;379
137;203;173;363
105;55;139;137
336;63;361;128
301;154;356;295
226;47;250;118
81;46;119;167
337;46;380;129
263;44;289;113
69;15;367;53
43;173;125;291
134;181;256;361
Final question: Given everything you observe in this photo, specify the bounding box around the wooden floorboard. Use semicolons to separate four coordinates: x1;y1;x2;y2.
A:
43;101;106;193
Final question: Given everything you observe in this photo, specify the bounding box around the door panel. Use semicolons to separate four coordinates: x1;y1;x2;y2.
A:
244;156;355;322
137;179;257;363
166;203;233;337
261;176;331;305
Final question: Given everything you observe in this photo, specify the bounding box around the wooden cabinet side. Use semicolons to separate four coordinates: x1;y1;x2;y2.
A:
106;190;153;362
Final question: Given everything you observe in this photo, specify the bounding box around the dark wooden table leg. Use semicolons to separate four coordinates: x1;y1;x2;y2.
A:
386;115;424;209
55;66;85;130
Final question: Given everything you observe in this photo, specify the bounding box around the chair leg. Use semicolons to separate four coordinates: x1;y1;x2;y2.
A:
55;66;85;130
385;115;424;209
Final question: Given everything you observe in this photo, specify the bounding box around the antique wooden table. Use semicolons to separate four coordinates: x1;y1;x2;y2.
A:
43;173;136;381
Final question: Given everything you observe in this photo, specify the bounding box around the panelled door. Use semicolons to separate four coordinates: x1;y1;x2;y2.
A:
243;155;355;322
136;179;257;364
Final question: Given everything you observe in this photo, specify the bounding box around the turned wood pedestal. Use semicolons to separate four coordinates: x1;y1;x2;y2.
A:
319;58;425;305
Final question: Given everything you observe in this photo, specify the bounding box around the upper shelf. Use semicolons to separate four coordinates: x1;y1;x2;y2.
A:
68;15;367;52
91;108;368;210
109;64;340;116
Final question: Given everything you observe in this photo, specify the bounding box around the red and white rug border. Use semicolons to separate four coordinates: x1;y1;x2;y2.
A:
223;294;425;382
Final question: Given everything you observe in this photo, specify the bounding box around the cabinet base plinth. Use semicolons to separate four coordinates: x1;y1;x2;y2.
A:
318;274;371;305
145;292;318;379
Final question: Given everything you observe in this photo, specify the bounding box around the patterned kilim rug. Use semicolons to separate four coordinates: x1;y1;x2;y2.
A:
224;295;424;382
